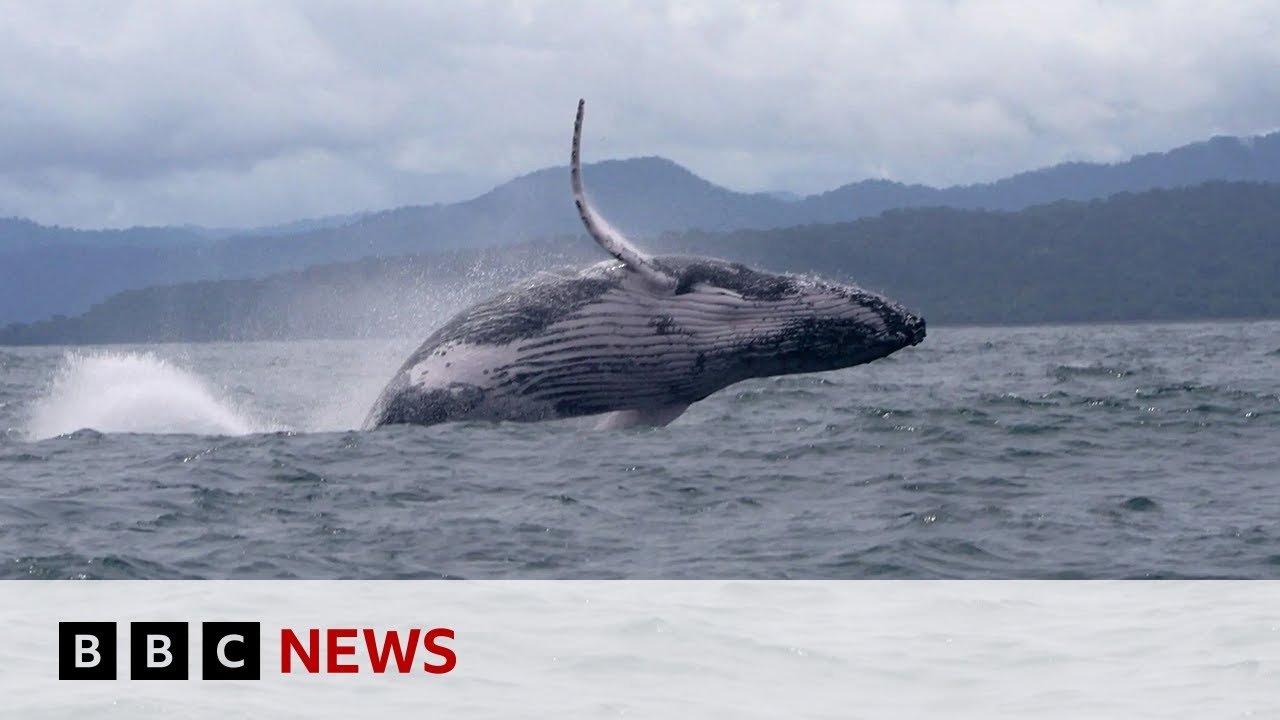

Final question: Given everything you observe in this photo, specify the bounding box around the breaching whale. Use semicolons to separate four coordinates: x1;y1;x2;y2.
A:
364;100;925;430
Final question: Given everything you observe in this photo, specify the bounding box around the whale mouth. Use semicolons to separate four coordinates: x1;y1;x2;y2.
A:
905;314;927;346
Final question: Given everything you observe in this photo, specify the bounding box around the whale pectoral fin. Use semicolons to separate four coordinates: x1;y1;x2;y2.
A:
571;99;677;293
594;403;690;430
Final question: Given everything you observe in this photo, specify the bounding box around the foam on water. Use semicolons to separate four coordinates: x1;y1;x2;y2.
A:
26;351;273;439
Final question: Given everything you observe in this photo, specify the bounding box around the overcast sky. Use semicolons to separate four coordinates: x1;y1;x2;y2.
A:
2;0;1277;229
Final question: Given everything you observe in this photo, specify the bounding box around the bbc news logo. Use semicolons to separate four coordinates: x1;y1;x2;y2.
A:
58;622;456;680
59;622;261;681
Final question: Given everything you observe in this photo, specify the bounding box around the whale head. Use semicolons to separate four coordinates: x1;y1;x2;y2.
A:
647;256;925;386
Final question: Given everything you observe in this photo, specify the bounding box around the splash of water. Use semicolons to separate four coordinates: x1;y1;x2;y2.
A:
27;351;273;439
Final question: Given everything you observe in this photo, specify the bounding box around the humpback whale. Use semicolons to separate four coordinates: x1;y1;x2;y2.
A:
364;100;925;430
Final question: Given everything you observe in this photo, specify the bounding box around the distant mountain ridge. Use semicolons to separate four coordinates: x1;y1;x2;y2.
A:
0;210;370;249
1;130;1278;324
801;132;1280;221
4;181;1278;345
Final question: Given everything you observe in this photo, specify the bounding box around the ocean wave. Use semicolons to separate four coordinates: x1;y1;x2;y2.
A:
26;351;279;439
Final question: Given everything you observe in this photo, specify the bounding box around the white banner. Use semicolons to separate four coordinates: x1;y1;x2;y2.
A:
1;581;1276;718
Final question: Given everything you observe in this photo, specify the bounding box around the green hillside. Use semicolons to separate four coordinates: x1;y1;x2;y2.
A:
2;181;1277;345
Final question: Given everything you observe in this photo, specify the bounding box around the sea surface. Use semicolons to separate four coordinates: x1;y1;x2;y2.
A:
1;320;1278;579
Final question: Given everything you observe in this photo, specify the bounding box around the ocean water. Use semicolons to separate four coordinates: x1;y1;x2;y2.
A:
1;320;1278;579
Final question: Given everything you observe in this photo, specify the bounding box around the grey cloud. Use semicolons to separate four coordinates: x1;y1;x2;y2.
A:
0;0;1276;228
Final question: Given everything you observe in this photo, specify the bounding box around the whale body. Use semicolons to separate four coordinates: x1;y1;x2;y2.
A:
364;101;925;430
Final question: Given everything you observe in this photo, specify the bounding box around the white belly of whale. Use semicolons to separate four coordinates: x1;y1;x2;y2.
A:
396;285;712;421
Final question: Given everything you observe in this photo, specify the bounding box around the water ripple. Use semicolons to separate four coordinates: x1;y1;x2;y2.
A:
0;322;1278;578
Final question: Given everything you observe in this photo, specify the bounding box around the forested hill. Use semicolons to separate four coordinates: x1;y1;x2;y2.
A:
2;181;1277;345
668;181;1280;326
2;131;1278;325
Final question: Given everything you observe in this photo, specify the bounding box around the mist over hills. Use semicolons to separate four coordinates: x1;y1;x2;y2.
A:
1;130;1277;325
802;132;1280;221
4;181;1277;345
